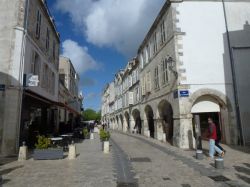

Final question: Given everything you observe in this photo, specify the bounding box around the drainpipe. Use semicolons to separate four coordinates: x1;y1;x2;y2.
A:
222;0;244;145
16;0;30;152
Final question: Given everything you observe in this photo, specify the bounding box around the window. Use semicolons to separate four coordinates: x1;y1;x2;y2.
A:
153;32;157;54
140;53;144;69
31;52;40;78
154;66;159;89
146;44;151;62
42;64;48;89
51;72;55;95
146;71;151;93
160;21;166;44
135;87;140;103
46;28;50;51
35;10;42;39
141;74;146;96
161;58;169;85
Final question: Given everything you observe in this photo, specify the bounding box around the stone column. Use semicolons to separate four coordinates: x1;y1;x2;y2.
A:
130;118;135;133
173;114;195;149
155;118;164;141
123;119;128;132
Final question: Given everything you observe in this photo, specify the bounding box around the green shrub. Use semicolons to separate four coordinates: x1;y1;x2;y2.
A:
35;135;51;149
99;129;110;141
83;128;89;138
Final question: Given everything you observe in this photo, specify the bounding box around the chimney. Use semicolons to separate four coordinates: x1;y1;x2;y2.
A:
244;21;250;31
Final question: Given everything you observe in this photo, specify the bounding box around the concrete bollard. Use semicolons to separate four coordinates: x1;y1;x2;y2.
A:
162;133;166;143
68;141;76;160
103;141;109;154
215;158;224;169
18;142;28;161
90;133;94;140
196;150;203;160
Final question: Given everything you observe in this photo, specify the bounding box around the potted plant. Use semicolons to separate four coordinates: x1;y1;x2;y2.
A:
99;129;110;153
33;135;64;160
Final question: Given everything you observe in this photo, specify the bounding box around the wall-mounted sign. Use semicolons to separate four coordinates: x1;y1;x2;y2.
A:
179;90;189;97
173;89;189;98
26;74;39;87
0;84;5;91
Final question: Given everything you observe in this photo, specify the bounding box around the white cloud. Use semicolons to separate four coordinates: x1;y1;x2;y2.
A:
61;39;99;74
55;0;165;57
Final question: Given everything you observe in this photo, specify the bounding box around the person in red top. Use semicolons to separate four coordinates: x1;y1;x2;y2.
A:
208;117;224;159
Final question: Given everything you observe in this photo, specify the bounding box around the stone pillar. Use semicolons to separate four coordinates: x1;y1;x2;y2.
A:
173;114;195;149
123;119;128;132
130;119;135;133
162;133;167;142
155;118;164;141
143;120;149;137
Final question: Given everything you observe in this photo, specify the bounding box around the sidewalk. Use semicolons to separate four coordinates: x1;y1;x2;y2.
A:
0;134;116;187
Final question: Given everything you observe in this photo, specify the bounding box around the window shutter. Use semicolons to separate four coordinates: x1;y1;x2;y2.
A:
129;91;134;105
141;75;145;96
146;71;151;93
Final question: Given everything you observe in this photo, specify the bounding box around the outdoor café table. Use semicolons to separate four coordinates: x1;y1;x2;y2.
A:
49;137;63;147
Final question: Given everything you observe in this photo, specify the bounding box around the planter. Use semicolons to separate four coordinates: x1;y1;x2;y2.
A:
103;141;109;153
34;148;64;160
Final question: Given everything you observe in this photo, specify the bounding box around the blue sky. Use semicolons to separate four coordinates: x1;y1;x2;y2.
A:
47;0;165;111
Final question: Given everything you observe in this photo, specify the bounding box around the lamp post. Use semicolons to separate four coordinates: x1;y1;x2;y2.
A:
166;56;178;78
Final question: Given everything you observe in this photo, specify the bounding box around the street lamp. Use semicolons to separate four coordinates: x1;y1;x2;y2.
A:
166;56;178;78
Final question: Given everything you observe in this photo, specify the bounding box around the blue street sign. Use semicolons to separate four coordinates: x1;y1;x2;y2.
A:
179;90;189;97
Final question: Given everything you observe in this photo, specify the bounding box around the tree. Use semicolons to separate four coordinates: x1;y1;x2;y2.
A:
82;108;101;121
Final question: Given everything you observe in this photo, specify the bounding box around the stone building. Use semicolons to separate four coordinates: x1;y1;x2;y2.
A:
0;0;60;155
58;56;83;133
102;0;250;148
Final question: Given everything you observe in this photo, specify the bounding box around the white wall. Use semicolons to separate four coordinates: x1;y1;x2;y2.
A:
177;2;228;94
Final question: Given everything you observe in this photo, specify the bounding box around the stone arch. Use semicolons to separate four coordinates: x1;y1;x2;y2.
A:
132;109;142;134
188;89;233;144
144;105;155;138
157;100;174;143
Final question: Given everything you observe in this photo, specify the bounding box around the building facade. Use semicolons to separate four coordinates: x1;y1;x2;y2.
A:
0;0;60;155
58;56;83;133
102;0;250;148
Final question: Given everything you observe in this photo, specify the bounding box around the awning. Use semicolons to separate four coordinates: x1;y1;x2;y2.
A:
57;102;81;115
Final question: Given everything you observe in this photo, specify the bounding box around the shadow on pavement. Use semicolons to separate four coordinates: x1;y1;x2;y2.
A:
0;165;24;175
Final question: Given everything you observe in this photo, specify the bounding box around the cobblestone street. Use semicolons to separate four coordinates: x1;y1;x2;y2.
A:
1;131;250;187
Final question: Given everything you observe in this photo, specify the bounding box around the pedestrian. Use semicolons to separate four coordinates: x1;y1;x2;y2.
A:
207;117;224;159
215;122;226;155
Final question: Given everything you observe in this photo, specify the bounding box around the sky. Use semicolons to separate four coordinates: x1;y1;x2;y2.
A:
47;0;165;111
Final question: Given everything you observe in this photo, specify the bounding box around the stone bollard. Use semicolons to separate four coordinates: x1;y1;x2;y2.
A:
103;141;109;154
196;150;203;160
68;141;76;160
18;142;28;161
90;132;94;140
215;158;224;169
162;133;166;143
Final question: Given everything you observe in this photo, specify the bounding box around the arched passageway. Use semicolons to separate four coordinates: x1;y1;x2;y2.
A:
158;100;173;143
191;95;227;143
132;109;142;134
145;105;154;138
